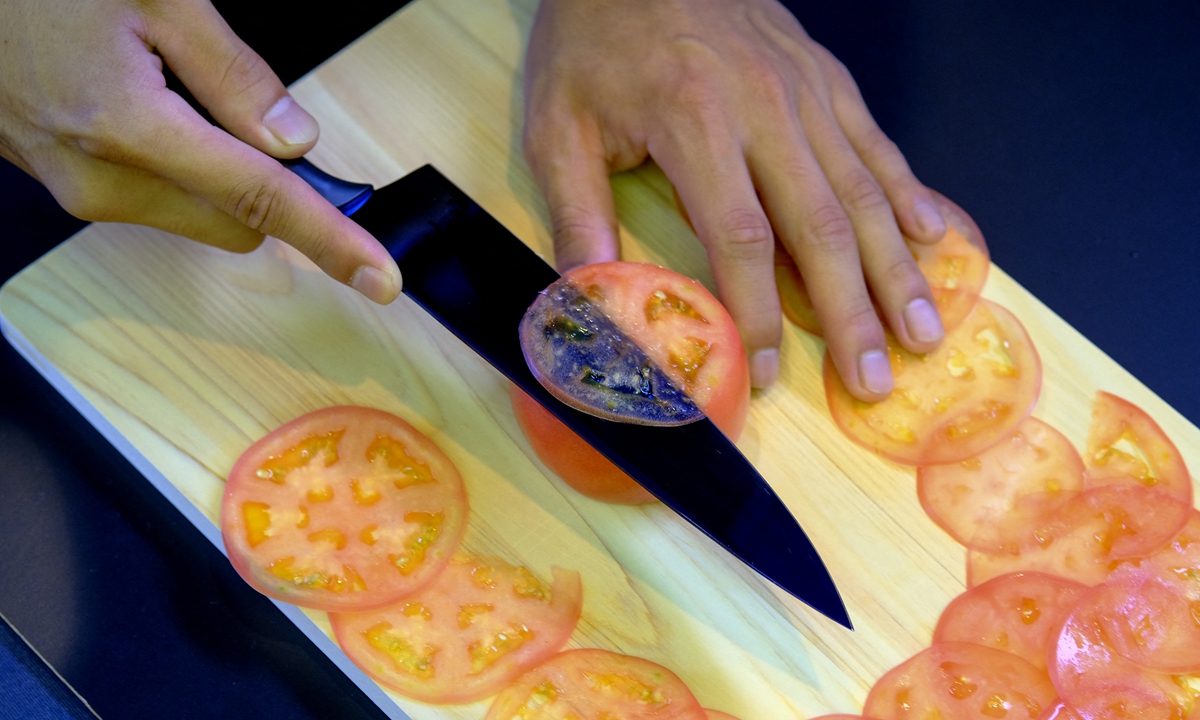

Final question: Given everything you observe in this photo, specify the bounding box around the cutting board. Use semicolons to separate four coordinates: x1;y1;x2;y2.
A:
2;0;1198;717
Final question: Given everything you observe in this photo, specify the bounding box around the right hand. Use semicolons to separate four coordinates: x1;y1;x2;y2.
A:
0;0;401;304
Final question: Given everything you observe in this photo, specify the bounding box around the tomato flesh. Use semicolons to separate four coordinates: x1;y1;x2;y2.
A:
778;191;990;336
1084;392;1193;508
512;262;749;504
919;417;1085;552
332;554;582;704
221;407;468;611
864;642;1056;720
933;572;1088;671
826;299;1041;466
484;649;707;720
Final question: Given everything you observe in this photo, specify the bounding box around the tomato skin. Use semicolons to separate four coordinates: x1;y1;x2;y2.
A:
331;554;582;704
826;300;1042;466
221;407;468;612
918;418;1086;552
933;572;1088;671
1084;392;1193;507
512;262;749;504
483;648;707;720
864;642;1056;720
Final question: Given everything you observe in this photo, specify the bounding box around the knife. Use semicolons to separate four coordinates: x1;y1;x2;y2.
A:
285;158;852;629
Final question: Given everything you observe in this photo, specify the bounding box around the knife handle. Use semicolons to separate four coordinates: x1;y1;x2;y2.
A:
282;157;374;216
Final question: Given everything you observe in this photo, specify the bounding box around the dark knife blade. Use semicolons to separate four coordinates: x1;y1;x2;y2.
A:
287;159;851;629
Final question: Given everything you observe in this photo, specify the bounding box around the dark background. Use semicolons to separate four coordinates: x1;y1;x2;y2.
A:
1;1;1197;717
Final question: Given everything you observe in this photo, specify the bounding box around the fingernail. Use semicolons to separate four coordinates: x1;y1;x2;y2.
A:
904;298;944;343
263;96;319;146
914;199;946;238
859;350;893;395
749;348;779;389
350;264;402;305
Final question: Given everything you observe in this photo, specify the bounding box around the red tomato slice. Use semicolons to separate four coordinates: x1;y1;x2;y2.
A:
1037;700;1086;720
1084;392;1193;508
1085;565;1200;674
221;407;469;611
966;486;1190;588
1049;582;1200;720
778;190;990;336
512;262;750;504
826;299;1042;466
933;572;1088;671
919;418;1086;552
483;649;707;720
863;642;1056;720
1144;510;1200;594
331;554;582;704
704;711;741;720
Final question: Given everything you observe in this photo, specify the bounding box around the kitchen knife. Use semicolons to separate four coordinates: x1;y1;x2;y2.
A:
285;158;852;629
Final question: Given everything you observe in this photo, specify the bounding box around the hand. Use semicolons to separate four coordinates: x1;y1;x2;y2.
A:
0;0;401;304
523;0;948;399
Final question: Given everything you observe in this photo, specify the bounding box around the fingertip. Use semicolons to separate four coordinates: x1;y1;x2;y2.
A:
749;348;780;389
902;297;944;345
857;349;894;397
263;96;320;154
910;196;947;243
349;261;402;305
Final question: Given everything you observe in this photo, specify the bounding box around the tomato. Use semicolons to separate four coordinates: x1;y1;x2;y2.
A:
918;418;1085;552
826;299;1041;466
1084;392;1193;507
1048;581;1200;720
1084;565;1200;674
966;486;1190;588
863;642;1056;720
221;407;469;611
777;191;990;336
933;572;1088;671
1144;510;1200;594
330;553;582;704
483;649;707;720
513;262;750;504
1038;700;1085;720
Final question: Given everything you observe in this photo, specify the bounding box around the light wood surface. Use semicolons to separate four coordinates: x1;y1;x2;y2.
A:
2;0;1198;717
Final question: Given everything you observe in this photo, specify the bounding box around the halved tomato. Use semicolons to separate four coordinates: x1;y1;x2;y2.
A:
513;262;750;504
826;299;1041;466
331;553;582;704
918;417;1085;552
483;649;707;720
966;486;1191;588
863;642;1056;720
1084;392;1193;507
221;407;468;611
1049;581;1200;720
778;190;990;336
932;572;1088;671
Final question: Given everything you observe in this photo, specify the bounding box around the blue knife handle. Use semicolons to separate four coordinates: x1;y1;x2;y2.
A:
282;157;374;216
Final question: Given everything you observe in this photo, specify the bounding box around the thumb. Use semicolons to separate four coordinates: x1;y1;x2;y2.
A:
147;0;318;159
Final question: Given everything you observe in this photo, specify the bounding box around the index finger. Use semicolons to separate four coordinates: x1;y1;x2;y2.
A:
136;93;401;303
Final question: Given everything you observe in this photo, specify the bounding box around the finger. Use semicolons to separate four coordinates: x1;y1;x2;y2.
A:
746;121;891;400
524;110;620;272
131;93;400;304
43;152;264;252
796;96;945;355
146;0;318;158
825;59;946;244
649;122;781;388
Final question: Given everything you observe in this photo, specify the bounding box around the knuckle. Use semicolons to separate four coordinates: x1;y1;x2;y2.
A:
883;253;924;289
226;179;286;233
219;46;275;99
857;127;901;164
804;203;855;251
549;203;602;243
714;209;774;260
841;300;883;334
838;168;890;215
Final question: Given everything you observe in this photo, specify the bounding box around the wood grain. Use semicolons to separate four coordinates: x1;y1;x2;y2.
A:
2;0;1197;717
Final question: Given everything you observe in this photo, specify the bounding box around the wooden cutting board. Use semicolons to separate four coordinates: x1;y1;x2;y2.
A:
2;0;1197;717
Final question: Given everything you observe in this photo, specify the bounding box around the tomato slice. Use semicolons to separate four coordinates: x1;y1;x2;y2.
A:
1038;700;1086;720
826;299;1042;465
512;262;750;504
483;649;707;720
1144;510;1200;595
1049;581;1200;720
1084;565;1200;674
778;190;990;336
933;572;1088;671
919;418;1086;552
966;486;1190;588
1084;392;1193;508
221;407;469;611
863;642;1056;720
703;711;741;720
331;554;581;704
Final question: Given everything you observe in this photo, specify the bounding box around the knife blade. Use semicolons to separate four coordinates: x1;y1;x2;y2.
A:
286;158;851;629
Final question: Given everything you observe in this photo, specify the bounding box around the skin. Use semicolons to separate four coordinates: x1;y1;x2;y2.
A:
0;0;401;304
524;0;949;398
0;0;943;401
